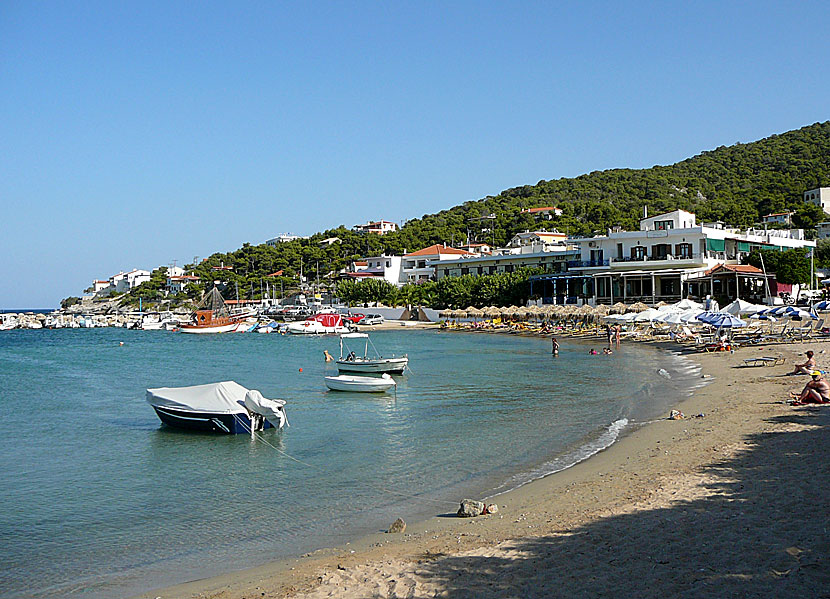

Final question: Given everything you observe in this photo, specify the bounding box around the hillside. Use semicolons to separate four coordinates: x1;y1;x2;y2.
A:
128;121;830;304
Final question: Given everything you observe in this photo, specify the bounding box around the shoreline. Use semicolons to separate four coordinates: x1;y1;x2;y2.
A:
136;336;830;599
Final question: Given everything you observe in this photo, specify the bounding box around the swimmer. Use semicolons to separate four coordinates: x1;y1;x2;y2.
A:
323;350;333;362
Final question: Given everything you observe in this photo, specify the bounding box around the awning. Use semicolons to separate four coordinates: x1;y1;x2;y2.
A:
706;238;726;252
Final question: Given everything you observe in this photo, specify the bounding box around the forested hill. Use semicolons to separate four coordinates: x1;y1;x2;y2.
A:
395;120;830;249
143;121;830;303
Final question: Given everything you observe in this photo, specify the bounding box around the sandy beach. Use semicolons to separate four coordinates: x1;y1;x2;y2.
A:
138;337;830;599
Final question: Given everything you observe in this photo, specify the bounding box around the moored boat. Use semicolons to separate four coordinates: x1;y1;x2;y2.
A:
178;287;244;334
286;312;352;335
324;373;397;393
336;332;408;374
146;380;288;434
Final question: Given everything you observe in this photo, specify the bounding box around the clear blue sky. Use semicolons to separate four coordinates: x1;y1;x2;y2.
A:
2;1;829;308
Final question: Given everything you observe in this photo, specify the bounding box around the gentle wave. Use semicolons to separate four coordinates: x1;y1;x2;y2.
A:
488;417;630;497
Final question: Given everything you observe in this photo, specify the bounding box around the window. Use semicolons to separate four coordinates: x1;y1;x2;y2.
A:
504;265;514;273
630;246;646;260
617;243;623;259
655;220;674;230
675;243;693;259
461;268;469;275
386;261;390;267
652;244;670;260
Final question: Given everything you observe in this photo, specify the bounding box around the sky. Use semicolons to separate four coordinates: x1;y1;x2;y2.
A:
2;1;829;308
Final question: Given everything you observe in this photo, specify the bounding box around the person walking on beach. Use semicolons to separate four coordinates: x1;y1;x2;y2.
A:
790;351;816;375
606;325;613;345
790;370;830;405
615;325;621;346
551;337;559;356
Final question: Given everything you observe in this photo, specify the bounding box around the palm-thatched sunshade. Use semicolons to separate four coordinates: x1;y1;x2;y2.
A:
610;302;628;314
466;307;484;317
593;304;610;315
483;306;501;317
438;309;452;317
628;302;650;313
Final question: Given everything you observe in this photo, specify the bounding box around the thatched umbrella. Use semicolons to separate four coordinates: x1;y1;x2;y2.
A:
593;304;610;316
628;302;650;313
438;309;453;318
483;306;501;318
654;301;670;308
576;304;594;315
610;302;628;314
466;307;484;318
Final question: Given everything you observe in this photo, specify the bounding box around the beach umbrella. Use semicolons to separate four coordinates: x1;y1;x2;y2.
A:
696;311;747;328
781;306;818;320
722;299;765;316
466;307;484;318
438;309;452;317
814;300;830;311
610;302;628;314
654;301;670;308
633;308;661;322
679;310;705;323
628;302;650;313
672;298;704;311
657;311;686;325
593;304;610;315
750;312;777;321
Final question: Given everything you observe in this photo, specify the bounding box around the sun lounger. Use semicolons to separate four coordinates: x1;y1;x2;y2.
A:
742;355;785;367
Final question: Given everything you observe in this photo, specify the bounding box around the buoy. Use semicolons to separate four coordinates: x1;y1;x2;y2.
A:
299;368;303;372
119;342;124;346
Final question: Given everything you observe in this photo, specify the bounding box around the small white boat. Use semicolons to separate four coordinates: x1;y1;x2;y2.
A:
324;373;397;393
336;332;408;374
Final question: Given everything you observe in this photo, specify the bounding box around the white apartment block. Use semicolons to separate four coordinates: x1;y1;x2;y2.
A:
805;187;830;214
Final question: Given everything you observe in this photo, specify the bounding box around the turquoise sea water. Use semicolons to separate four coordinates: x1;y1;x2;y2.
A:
0;328;702;598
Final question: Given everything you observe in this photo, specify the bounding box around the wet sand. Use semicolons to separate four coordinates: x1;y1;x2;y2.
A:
136;339;830;599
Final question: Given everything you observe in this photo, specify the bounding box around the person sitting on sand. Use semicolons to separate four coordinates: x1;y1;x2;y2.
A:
789;370;830;405
790;351;816;375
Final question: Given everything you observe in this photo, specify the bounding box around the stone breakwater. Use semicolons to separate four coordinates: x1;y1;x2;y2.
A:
0;309;190;330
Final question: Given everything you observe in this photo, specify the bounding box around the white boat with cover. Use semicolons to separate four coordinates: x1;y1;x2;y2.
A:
324;373;397;393
146;381;288;434
336;332;408;374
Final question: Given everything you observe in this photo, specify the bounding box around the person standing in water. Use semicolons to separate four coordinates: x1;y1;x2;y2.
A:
551;337;559;356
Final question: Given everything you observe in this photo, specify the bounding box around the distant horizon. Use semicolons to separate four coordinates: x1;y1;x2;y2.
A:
3;2;829;307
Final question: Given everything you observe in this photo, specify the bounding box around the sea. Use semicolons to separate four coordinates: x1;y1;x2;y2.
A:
0;327;704;598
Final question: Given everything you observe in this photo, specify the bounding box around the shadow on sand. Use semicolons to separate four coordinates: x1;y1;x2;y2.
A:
416;409;830;598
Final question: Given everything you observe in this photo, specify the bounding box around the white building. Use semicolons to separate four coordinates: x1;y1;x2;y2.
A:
265;233;308;246
345;255;404;286
166;274;201;294
762;212;794;225
110;269;152;294
520;206;563;219
805;187;830;213
353;220;398;235
531;209;815;306
402;244;474;283
818;221;830;239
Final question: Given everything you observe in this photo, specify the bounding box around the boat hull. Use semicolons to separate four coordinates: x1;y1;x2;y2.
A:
336;357;408;374
324;375;397;393
151;405;272;434
178;322;240;334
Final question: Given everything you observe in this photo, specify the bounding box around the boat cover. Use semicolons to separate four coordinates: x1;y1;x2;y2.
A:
146;381;253;414
244;389;288;428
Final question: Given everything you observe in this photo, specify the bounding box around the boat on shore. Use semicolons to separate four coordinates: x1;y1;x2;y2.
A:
336;332;408;374
324;373;397;393
146;381;288;434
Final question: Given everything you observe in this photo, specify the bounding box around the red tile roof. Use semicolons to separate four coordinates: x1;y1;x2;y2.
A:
404;244;474;257
521;206;559;213
705;263;763;276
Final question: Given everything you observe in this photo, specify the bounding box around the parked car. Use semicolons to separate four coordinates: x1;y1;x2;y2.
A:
359;313;384;325
340;312;365;324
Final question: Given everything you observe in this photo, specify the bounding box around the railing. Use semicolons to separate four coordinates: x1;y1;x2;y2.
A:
611;253;701;263
566;259;609;268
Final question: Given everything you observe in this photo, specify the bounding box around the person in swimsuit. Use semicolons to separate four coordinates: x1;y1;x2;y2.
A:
790;370;830;405
790;351;817;375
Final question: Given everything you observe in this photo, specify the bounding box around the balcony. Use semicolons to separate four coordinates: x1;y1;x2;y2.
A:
609;253;707;269
567;259;610;268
